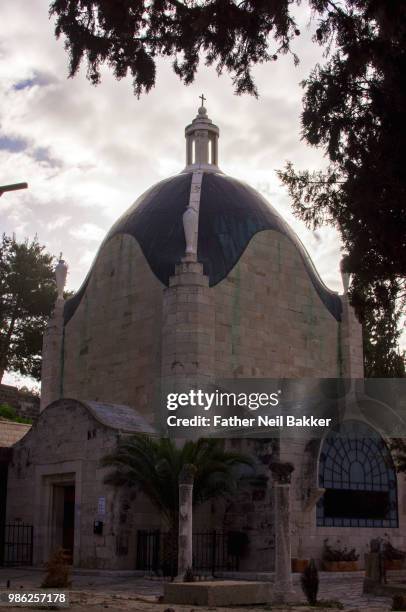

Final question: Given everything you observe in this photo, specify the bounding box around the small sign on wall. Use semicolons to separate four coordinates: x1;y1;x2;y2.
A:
97;496;106;515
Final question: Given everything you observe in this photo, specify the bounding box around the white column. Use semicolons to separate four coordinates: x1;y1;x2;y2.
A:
40;299;64;411
40;257;68;411
177;464;195;580
270;462;294;603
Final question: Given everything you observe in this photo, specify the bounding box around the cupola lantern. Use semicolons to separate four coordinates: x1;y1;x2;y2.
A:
185;96;220;170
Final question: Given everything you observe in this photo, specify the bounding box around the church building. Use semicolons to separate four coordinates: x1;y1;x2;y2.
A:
4;103;405;571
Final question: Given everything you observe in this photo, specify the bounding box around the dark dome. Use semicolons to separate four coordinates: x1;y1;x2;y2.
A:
64;171;342;324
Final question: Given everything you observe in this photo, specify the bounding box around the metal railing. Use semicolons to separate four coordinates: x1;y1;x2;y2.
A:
1;523;33;566
136;529;241;576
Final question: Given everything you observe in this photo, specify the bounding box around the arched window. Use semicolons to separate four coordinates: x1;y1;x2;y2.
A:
317;420;398;528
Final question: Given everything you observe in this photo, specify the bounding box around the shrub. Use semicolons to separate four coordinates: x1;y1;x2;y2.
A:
322;538;359;562
41;548;71;588
383;540;406;561
301;558;319;606
0;403;32;424
0;403;17;419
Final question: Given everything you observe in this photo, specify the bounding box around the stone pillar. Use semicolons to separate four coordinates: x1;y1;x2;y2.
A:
177;464;196;580
41;257;68;412
160;261;215;428
363;539;385;593
340;294;364;378
340;263;364;378
270;462;294;603
40;298;64;411
195;129;209;164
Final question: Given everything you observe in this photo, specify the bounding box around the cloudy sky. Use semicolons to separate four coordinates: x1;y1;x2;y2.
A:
0;2;371;387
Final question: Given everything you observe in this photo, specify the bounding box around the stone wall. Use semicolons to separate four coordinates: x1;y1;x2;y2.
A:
222;438;276;571
213;230;346;378
0;384;40;423
6;399;159;569
197;427;406;572
34;227;368;571
285;436;406;568
61;229;360;420
62;235;164;420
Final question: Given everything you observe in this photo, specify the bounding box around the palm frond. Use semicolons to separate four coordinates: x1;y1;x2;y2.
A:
101;435;255;523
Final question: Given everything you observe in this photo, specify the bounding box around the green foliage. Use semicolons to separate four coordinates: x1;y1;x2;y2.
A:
322;539;359;562
277;173;406;378
349;277;405;378
0;403;32;424
277;2;406;374
300;558;318;606
381;538;405;561
280;1;406;278
0;403;16;420
101;435;254;528
0;234;57;382
49;0;300;97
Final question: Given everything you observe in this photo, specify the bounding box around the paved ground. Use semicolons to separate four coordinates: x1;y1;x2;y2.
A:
0;567;399;611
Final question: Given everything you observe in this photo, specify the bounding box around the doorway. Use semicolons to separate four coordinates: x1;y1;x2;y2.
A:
62;486;75;563
52;483;75;564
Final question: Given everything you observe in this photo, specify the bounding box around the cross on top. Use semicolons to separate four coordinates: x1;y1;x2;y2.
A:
199;93;206;107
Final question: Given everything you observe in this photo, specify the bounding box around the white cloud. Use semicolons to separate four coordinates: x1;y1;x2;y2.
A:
47;215;71;230
79;249;98;268
70;223;105;242
2;370;40;393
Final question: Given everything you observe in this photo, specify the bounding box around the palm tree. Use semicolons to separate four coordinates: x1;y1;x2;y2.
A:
102;435;254;528
101;436;254;574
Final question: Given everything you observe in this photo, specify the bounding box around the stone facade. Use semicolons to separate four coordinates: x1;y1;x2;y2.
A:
6;399;159;569
8;105;401;575
198;430;406;572
61;236;163;419
285;435;406;566
212;231;345;379
32;222;377;572
57;228;353;417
